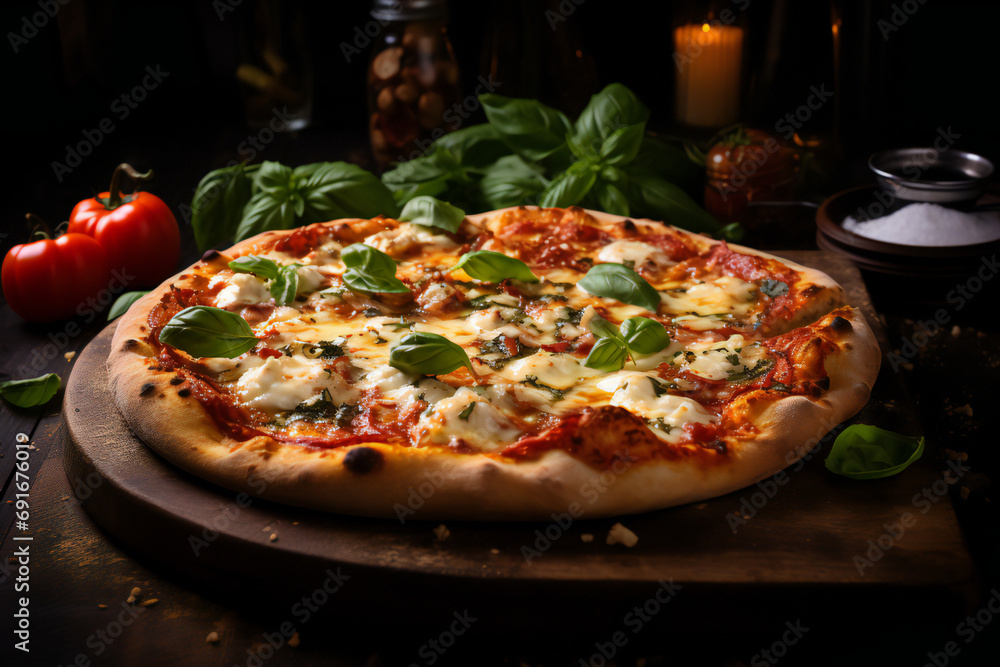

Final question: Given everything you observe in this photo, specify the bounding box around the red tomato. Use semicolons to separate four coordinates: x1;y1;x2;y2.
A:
2;234;113;323
68;189;180;289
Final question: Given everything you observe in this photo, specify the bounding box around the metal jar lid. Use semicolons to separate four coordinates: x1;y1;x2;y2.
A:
371;0;448;22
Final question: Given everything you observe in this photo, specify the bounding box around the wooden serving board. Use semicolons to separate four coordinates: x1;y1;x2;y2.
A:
62;251;976;638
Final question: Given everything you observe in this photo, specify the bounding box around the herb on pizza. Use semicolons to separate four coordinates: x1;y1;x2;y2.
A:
0;373;61;408
824;425;925;480
228;255;306;306
449;250;539;284
340;244;410;294
398;196;466;234
578;263;661;312
389;331;474;376
158;306;260;359
584;314;671;371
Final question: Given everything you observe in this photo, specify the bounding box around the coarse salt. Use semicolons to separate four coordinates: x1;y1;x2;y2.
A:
843;203;1000;246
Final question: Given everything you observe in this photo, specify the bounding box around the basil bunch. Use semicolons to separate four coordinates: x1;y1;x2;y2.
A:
190;161;399;250
584;314;671;372
382;84;737;239
229;255;304;306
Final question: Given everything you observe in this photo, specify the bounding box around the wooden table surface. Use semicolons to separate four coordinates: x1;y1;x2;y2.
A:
2;129;999;667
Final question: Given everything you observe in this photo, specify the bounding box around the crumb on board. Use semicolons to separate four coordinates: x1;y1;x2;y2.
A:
961;487;971;500
97;604;107;609
288;632;300;648
126;586;141;604
206;631;219;644
65;351;76;361
433;524;450;541
489;548;499;555
945;449;969;461
606;522;639;547
269;533;278;542
140;598;159;607
956;404;974;417
580;533;594;543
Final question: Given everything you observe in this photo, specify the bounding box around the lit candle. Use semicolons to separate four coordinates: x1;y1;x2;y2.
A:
674;22;743;128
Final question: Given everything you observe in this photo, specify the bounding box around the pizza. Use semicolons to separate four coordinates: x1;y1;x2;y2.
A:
107;206;880;520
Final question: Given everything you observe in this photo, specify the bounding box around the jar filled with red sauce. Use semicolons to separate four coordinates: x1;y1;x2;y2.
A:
704;128;798;226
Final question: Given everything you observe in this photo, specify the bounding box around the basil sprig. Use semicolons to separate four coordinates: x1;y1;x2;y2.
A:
228;255;303;306
578;263;661;312
824;425;925;480
159;306;260;359
450;250;539;284
0;373;61;408
584;314;671;372
340;244;409;294
108;291;149;321
389;332;473;376
398;196;466;234
189;160;399;249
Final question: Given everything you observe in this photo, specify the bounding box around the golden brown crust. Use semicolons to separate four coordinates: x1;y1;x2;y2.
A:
108;207;880;520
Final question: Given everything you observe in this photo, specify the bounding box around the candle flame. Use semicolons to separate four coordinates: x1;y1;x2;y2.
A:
701;23;711;33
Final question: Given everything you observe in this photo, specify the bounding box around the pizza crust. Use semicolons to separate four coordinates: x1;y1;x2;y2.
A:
108;208;880;520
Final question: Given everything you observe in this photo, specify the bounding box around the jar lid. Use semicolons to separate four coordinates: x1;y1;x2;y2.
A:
372;0;448;21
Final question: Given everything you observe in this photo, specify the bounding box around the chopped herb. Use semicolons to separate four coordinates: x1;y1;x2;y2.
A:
375;336;388;344
768;381;792;392
726;353;741;366
648;418;675;434
363;307;381;317
458;402;476;420
385;318;414;330
622;259;636;270
475;335;538;370
299;339;347;359
648;376;675;397
279;391;360;428
535;294;569;304
727;358;775;382
519;375;567;399
760;280;789;298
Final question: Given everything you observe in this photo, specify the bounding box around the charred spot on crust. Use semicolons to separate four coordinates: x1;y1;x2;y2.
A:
121;339;141;353
201;249;222;262
177;388;191;398
140;383;155;396
343;447;383;474
830;316;852;332
817;376;831;390
623;219;636;232
169;376;185;385
702;440;728;454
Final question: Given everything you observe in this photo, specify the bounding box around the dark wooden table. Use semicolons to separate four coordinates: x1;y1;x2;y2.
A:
2;127;999;667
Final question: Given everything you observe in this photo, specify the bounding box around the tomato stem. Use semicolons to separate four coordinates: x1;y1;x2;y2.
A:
25;213;52;241
103;163;154;210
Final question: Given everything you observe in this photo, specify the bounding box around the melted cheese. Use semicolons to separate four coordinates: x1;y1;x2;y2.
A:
236;355;359;412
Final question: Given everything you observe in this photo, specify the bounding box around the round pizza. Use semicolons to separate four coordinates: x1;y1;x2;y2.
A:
107;206;880;520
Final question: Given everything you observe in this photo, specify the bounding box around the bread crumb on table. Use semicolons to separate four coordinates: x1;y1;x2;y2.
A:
606;522;638;547
206;631;219;644
288;632;301;648
269;533;278;542
65;351;76;361
433;524;450;541
580;533;594;543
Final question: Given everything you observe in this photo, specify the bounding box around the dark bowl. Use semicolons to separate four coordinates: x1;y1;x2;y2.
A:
868;148;994;204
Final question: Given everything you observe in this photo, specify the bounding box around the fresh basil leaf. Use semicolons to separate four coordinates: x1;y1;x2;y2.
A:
270;264;301;305
235;191;298;242
294;162;400;221
191;163;256;251
158;306;260;359
480;155;548;209
389;331;473;375
254;161;296;196
578;263;661;312
540;161;598;208
434;124;512;170
458;402;476;420
620;317;670;355
586;313;624;341
450;250;539;284
629;137;702;195
382;147;462;205
573;83;650;155
599;123;647;166
717;222;746;243
519;375;568;400
584;336;628;372
824;425;925;480
340;243;410;294
228;255;280;281
480;94;573;161
0;373;61;408
594;180;631;216
399;196;466;233
760;279;789;298
619;169;722;234
108;291;149;321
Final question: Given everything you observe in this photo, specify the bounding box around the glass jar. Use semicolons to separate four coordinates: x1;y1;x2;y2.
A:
367;0;462;171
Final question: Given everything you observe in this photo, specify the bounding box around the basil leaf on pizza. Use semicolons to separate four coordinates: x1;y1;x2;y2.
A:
0;373;61;408
619;317;670;355
398;196;466;234
229;255;281;281
584;336;628;372
270;264;301;305
450;250;539;284
824;426;924;480
578;263;660;312
340;244;410;294
158;306;260;359
389;331;473;376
